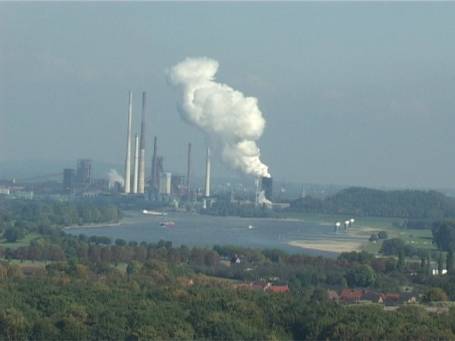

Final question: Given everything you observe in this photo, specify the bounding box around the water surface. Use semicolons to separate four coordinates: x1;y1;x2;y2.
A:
66;212;359;257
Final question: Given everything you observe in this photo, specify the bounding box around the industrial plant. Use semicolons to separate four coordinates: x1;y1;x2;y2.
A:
0;88;286;212
100;89;280;211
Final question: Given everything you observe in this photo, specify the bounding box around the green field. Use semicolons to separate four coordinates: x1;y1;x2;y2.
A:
0;232;42;249
279;212;435;255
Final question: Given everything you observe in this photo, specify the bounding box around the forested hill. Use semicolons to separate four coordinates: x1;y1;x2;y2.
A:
290;187;455;219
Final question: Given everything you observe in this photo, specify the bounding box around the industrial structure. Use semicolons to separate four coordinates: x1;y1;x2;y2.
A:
186;142;192;195
138;91;147;194
204;146;211;197
122;91;147;195
9;90;280;212
159;172;172;196
124;91;133;193
76;159;92;185
150;136;158;194
133;133;139;193
63;168;76;193
261;177;273;201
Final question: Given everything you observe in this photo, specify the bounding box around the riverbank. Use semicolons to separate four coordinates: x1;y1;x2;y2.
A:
63;221;121;230
288;240;363;253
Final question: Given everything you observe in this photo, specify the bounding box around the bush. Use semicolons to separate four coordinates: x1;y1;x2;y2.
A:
345;264;376;287
3;228;25;243
423;288;448;302
369;234;379;242
378;231;388;239
381;238;405;256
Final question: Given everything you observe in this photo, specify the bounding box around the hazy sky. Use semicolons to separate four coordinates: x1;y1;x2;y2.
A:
1;2;454;188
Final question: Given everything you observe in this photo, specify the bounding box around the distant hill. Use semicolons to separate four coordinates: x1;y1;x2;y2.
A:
290;187;455;219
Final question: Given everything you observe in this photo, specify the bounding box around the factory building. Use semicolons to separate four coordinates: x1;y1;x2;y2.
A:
171;174;185;196
159;172;172;196
63;168;76;193
76;159;92;185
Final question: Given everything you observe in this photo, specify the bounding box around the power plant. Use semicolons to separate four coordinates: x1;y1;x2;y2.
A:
1;58;281;213
48;90;277;211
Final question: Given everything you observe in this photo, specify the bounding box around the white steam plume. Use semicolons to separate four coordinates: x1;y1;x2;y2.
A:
169;57;270;178
107;169;124;188
257;190;272;208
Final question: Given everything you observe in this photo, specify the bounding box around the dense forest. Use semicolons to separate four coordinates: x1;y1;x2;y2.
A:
290;187;455;219
0;199;120;242
2;198;455;339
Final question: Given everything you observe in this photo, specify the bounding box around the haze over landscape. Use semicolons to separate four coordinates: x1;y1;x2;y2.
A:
4;3;455;339
1;2;454;188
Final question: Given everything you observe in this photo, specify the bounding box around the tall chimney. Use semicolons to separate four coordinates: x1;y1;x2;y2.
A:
204;146;211;197
186;142;192;194
133;133;139;193
123;91;133;193
138;91;146;193
151;136;157;192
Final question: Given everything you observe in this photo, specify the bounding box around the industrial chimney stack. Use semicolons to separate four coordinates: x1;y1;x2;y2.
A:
204;146;211;197
133;133;139;193
123;91;133;193
138;92;146;193
186;142;192;194
151;136;157;193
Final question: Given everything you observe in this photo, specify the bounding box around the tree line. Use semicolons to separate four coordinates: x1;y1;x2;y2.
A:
290;187;455;220
0;199;121;242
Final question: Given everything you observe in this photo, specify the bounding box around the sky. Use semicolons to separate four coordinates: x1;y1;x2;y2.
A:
0;2;454;189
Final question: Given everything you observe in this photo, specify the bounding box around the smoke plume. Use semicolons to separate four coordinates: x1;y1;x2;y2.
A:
169;57;270;178
257;190;272;208
107;169;124;188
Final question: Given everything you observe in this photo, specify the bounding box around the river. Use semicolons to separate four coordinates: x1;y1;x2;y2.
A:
66;211;358;257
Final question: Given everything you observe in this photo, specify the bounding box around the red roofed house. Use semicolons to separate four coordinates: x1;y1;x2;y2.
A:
339;289;364;303
265;284;289;293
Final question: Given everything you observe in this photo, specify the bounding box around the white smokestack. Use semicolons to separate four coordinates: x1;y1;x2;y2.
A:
133;133;139;193
169;57;270;178
138;91;146;193
124;91;133;193
204;146;211;197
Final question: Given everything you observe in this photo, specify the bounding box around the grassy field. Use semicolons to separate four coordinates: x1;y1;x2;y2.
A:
0;258;51;268
0;232;42;249
280;212;435;254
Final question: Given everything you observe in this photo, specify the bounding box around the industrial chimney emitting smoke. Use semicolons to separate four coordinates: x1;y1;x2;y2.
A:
138;92;146;194
124;91;133;193
204;146;211;197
